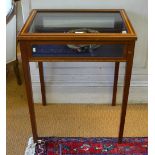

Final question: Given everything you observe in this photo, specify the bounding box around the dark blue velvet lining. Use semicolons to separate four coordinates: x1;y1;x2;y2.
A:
32;44;124;57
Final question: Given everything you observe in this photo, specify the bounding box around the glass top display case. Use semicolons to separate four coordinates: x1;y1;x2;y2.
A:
18;10;136;59
17;9;137;143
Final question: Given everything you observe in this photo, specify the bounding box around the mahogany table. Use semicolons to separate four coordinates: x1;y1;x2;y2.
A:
17;9;137;143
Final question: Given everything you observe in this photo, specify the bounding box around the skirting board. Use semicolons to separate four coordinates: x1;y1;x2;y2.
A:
30;62;147;104
32;85;147;104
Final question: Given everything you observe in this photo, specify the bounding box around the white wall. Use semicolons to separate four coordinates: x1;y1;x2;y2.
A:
27;0;147;104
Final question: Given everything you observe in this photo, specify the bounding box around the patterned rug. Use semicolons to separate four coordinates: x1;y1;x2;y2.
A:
34;137;148;155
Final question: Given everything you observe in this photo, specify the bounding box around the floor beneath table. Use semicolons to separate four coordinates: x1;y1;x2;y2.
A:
6;63;148;155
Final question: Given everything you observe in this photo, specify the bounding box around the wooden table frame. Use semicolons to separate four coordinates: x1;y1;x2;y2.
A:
18;9;137;143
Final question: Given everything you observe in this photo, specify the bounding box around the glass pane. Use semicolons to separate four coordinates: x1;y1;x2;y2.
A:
32;44;125;58
29;12;127;33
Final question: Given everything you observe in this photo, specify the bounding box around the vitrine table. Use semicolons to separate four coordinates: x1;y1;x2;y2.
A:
18;9;137;143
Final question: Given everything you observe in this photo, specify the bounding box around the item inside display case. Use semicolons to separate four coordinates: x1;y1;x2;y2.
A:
67;28;101;53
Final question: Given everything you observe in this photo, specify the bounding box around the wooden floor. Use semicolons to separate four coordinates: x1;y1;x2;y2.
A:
6;65;148;155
